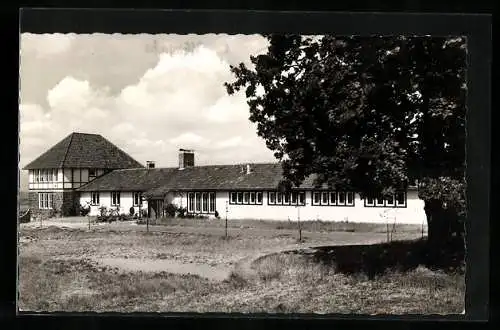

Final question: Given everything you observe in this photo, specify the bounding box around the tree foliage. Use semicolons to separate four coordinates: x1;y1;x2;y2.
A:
225;35;467;258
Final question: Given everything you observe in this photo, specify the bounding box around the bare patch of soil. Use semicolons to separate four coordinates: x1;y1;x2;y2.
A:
94;257;231;281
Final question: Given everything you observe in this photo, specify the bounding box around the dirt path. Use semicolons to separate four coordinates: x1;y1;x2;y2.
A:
94;235;397;282
94;257;231;281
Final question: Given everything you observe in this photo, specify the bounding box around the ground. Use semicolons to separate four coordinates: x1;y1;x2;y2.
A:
18;217;465;314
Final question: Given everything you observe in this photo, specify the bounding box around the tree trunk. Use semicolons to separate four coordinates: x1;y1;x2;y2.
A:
424;199;465;268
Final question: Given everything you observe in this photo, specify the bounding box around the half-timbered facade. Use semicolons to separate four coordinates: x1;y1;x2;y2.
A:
22;132;144;218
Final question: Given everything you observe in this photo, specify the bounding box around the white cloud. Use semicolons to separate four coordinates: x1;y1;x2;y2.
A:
204;92;249;123
47;76;93;110
169;132;210;147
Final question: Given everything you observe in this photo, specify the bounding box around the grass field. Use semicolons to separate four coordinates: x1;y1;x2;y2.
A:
18;221;464;314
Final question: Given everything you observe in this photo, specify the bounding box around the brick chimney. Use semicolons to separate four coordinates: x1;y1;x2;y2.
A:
179;149;195;169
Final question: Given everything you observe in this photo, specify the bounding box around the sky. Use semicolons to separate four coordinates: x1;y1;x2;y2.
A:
19;33;275;190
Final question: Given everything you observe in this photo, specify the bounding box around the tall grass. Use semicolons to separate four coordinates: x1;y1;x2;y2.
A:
19;251;464;314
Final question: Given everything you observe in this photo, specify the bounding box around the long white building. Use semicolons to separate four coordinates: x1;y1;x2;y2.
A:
24;132;426;225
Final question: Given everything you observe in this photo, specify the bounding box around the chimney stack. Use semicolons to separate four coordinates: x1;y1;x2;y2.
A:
179;149;195;169
146;161;155;169
246;164;252;174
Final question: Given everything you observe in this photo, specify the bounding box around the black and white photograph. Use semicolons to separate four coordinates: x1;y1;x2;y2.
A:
18;31;467;314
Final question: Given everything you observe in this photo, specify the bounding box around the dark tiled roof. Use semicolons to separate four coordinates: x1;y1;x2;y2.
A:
146;163;319;195
76;162;418;196
23;132;144;170
76;168;178;192
76;162;321;195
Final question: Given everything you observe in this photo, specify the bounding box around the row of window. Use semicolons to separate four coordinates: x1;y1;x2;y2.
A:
312;191;355;206
233;191;407;208
268;191;306;206
229;191;264;205
37;190;408;211
33;168;100;183
33;169;58;183
187;192;216;214
91;192;142;206
365;192;406;207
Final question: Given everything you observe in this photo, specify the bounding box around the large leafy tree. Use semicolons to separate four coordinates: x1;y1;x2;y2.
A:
225;35;466;262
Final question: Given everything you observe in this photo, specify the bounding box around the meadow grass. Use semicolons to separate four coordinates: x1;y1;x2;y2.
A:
145;217;425;234
19;246;464;314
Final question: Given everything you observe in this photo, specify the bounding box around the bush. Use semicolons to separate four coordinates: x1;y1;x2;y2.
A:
80;204;91;216
164;203;177;217
129;207;135;216
177;206;187;218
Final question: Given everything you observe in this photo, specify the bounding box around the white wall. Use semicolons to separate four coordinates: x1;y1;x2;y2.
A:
79;191;148;217
79;189;426;225
167;190;426;225
81;169;89;183
63;169;72;189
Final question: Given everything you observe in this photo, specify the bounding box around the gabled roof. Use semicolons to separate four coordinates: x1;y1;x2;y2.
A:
76;163;322;195
23;132;144;170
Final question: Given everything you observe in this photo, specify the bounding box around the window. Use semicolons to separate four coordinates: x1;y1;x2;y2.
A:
283;192;290;205
230;192;237;204
250;192;256;204
133;192;141;206
396;192;406;207
385;194;395;206
269;192;276;204
365;195;375;206
187;192;216;214
256;192;263;204
34;170;39;183
230;191;263;205
89;168;97;177
269;191;306;206
38;192;53;209
321;192;329;205
111;192;120;206
195;193;201;212
312;190;354;206
52;169;58;182
188;193;195;212
202;193;208;212
338;192;346;205
39;170;44;182
276;192;283;204
209;192;216;212
91;192;100;205
347;192;354;206
313;192;321;205
298;192;305;205
329;192;337;205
